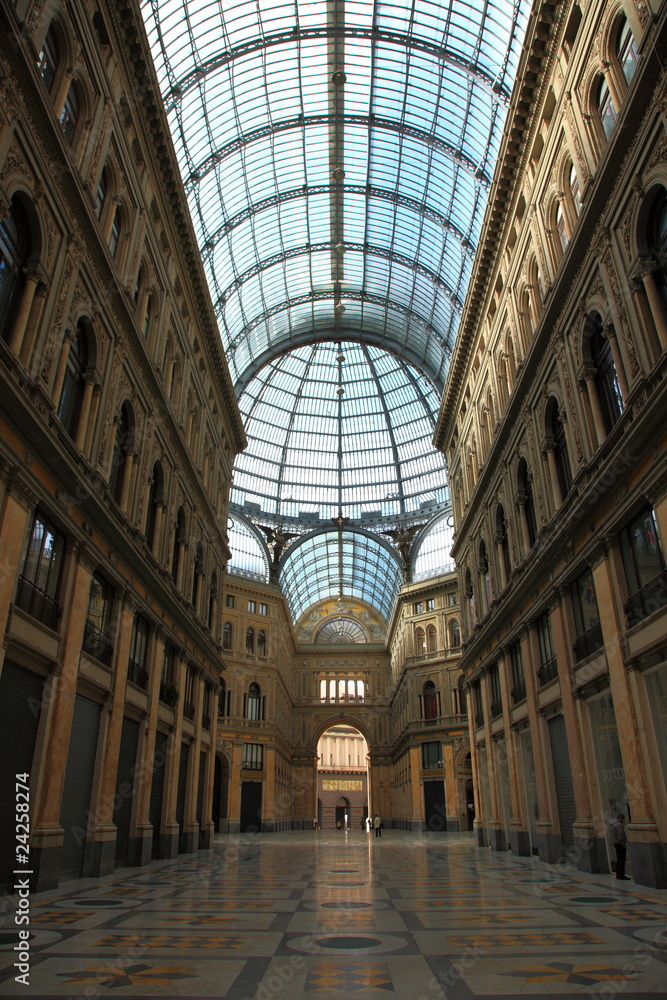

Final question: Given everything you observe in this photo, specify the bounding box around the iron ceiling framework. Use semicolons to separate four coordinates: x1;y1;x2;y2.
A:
141;0;529;616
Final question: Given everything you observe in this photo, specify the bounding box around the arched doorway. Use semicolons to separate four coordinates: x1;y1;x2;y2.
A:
213;754;229;833
316;724;369;830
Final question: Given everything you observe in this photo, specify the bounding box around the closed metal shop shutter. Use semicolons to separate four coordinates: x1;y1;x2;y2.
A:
548;715;577;850
149;732;168;858
114;716;140;869
59;694;102;880
0;662;44;891
176;742;189;851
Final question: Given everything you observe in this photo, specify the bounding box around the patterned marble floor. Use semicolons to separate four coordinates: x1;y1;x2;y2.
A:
1;831;666;998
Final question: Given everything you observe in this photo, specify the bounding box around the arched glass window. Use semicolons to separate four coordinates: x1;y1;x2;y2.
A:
108;205;121;257
109;404;133;504
60;81;80;144
171;506;185;583
590;325;623;432
222;621;233;650
145;462;163;549
134;265;144;306
480;540;492;610
142;293;152;337
569;162;581;216
449;619;461;648
38;24;59;92
208;571;217;628
496;504;511;581
57;321;88;438
415;627;426;655
192;540;203;609
648;187;667;308
95;168;108;221
257;630;267;656
550;402;572;499
427;624;437;653
422;680;439;720
617;17;638;84
246;681;261;719
465;566;476;627
597;77;617;140
245;627;254;653
518;458;537;547
0;197;30;343
556;202;568;251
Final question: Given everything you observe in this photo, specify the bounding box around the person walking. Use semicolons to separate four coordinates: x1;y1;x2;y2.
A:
373;814;382;838
610;813;630;880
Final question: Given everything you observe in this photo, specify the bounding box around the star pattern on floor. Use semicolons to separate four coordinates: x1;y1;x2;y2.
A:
305;961;393;991
57;963;195;988
502;961;639;984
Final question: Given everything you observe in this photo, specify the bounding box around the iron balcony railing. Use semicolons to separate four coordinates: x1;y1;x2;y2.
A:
537;656;558;686
511;680;526;704
15;576;60;631
624;570;667;627
127;660;148;690
82;619;114;666
573;621;603;662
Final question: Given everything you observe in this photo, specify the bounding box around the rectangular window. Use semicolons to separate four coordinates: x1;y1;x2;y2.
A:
426;599;435;611
473;680;483;727
128;616;149;690
259;602;268;615
537;613;558;685
509;642;525;703
83;572;114;666
448;593;458;605
619;507;666;626
16;511;66;629
202;684;211;730
225;594;235;607
421;742;442;770
247;600;256;613
414;602;423;614
571;567;603;661
183;667;195;719
242;743;263;770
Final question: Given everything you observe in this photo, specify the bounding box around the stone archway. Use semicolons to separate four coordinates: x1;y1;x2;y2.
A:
316;722;370;830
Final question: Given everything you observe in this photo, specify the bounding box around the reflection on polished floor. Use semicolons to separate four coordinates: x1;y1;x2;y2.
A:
1;831;666;998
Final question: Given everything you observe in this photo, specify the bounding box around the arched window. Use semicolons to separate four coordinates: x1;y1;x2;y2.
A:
464;566;476;627
246;681;262;719
479;539;492;612
108;403;133;504
518;458;537;548
57;320;88;438
246;627;254;653
145;461;163;549
95;168;108;221
0;197;30;344
208;570;217;628
38;23;59;92
142;293;153;337
588;319;623;432
171;506;185;584
222;621;233;650
60;80;80;145
496;503;511;583
648;187;667;308
422;680;439;720
415;627;426;656
108;205;121;258
449;619;461;648
569;162;581;217
134;264;144;306
556;201;568;251
617;16;638;85
257;630;267;656
597;76;617;140
192;540;203;610
427;624;437;653
550;401;572;499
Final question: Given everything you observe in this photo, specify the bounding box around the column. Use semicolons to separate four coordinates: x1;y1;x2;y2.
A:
182;670;204;853
603;324;629;401
74;373;97;451
581;366;607;447
161;647;186;858
83;383;102;458
227;742;244;834
132;626;164;866
88;594;135;876
577;374;601;454
442;742;458;832
152;502;166;561
549;592;605;872
495;532;508;590
545;443;563;510
521;624;559;862
263;746;276;832
119;447;138;514
515;495;531;556
408;745;423;831
50;329;76;406
497;648;530;856
465;686;485;846
638;262;667;351
8;268;39;356
590;542;663;886
480;670;503;850
30;545;96;890
0;476;34;669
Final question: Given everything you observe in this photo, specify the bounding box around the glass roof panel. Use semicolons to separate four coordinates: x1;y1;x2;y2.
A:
280;529;402;621
141;0;529;386
413;512;456;580
227;515;270;582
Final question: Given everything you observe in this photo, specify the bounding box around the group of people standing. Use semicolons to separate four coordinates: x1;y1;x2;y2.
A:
313;814;383;834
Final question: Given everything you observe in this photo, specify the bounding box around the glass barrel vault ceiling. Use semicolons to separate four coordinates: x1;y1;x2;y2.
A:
140;0;530;617
141;0;529;389
234;341;448;520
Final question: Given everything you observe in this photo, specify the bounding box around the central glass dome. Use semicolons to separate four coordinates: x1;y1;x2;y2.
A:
231;340;449;521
